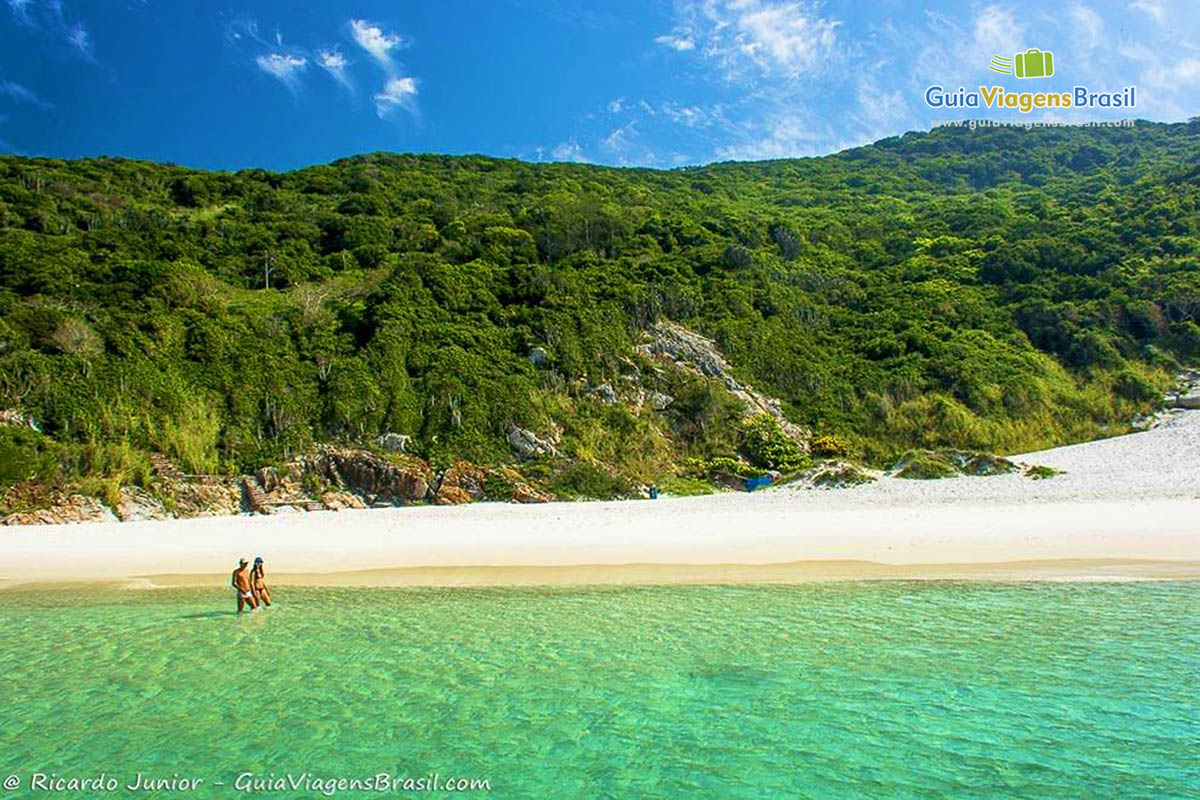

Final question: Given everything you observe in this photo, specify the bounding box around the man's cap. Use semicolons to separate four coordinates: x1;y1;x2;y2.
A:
239;558;248;565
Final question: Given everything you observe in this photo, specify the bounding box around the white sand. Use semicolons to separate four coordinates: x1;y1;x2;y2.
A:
3;412;1200;587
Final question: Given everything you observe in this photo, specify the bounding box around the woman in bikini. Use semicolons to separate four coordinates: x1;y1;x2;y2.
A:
251;556;272;607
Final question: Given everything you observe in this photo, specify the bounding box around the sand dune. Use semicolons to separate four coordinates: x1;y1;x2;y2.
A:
2;412;1199;587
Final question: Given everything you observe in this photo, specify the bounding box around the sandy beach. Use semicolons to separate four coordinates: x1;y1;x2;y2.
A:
4;410;1200;588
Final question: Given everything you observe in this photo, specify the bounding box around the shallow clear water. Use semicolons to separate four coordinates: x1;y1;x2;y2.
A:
0;582;1197;798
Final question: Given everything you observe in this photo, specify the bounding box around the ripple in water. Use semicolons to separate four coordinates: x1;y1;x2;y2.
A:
0;582;1196;798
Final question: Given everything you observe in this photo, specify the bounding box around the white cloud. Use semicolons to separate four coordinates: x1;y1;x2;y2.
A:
351;19;404;73
1145;56;1200;87
0;79;53;110
1131;0;1166;24
854;75;912;131
6;0;32;25
973;5;1023;58
320;49;347;69
1070;4;1103;51
661;102;710;127
659;1;840;80
318;48;354;92
551;139;588;162
6;1;93;59
65;22;90;59
654;34;695;51
225;17;262;45
607;97;624;113
599;120;659;164
256;53;307;91
373;76;417;117
734;3;840;76
601;120;637;152
714;109;836;160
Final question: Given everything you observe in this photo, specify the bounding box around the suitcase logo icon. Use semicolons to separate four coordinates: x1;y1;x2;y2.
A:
989;48;1055;79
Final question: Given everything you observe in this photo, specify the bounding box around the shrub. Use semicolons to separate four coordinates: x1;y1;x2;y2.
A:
892;448;1016;479
1025;464;1063;480
810;463;875;488
550;461;630;499
810;433;852;458
656;475;715;496
684;456;757;479
1113;369;1159;403
741;415;808;472
0;427;60;488
893;451;958;479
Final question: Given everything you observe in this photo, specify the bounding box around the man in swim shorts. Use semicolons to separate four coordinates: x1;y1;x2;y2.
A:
232;558;258;613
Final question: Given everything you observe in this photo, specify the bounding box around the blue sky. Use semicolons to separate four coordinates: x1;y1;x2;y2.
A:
0;0;1196;170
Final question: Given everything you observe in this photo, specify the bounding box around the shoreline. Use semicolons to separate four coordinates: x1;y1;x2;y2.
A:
3;411;1199;590
1;495;1198;589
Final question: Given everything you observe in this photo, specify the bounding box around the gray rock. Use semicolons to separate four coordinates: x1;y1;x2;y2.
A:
507;424;559;458
1171;391;1200;410
528;347;550;367
376;432;412;453
115;487;167;522
647;391;674;411
592;382;619;405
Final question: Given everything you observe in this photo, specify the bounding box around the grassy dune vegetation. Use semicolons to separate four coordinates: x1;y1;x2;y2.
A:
1;121;1198;506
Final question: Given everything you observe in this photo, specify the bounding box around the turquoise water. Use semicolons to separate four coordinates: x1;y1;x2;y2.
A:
0;582;1197;799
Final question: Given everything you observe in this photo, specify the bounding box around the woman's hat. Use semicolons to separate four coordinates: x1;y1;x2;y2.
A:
254;556;263;563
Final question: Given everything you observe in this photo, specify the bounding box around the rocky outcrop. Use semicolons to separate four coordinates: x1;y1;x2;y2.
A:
2;493;117;525
241;477;274;515
320;490;367;510
638;320;810;452
507;424;560;459
170;478;243;518
3;444;556;524
115;487;167;522
434;485;473;505
482;465;552;503
511;482;552;503
436;462;487;504
302;447;433;505
528;346;550;367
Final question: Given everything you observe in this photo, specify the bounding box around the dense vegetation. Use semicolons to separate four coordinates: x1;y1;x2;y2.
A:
1;121;1198;505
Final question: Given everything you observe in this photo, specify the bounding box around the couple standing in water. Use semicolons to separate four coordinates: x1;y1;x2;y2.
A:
231;556;271;613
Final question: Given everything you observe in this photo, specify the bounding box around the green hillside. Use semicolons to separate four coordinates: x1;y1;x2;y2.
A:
2;121;1199;509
